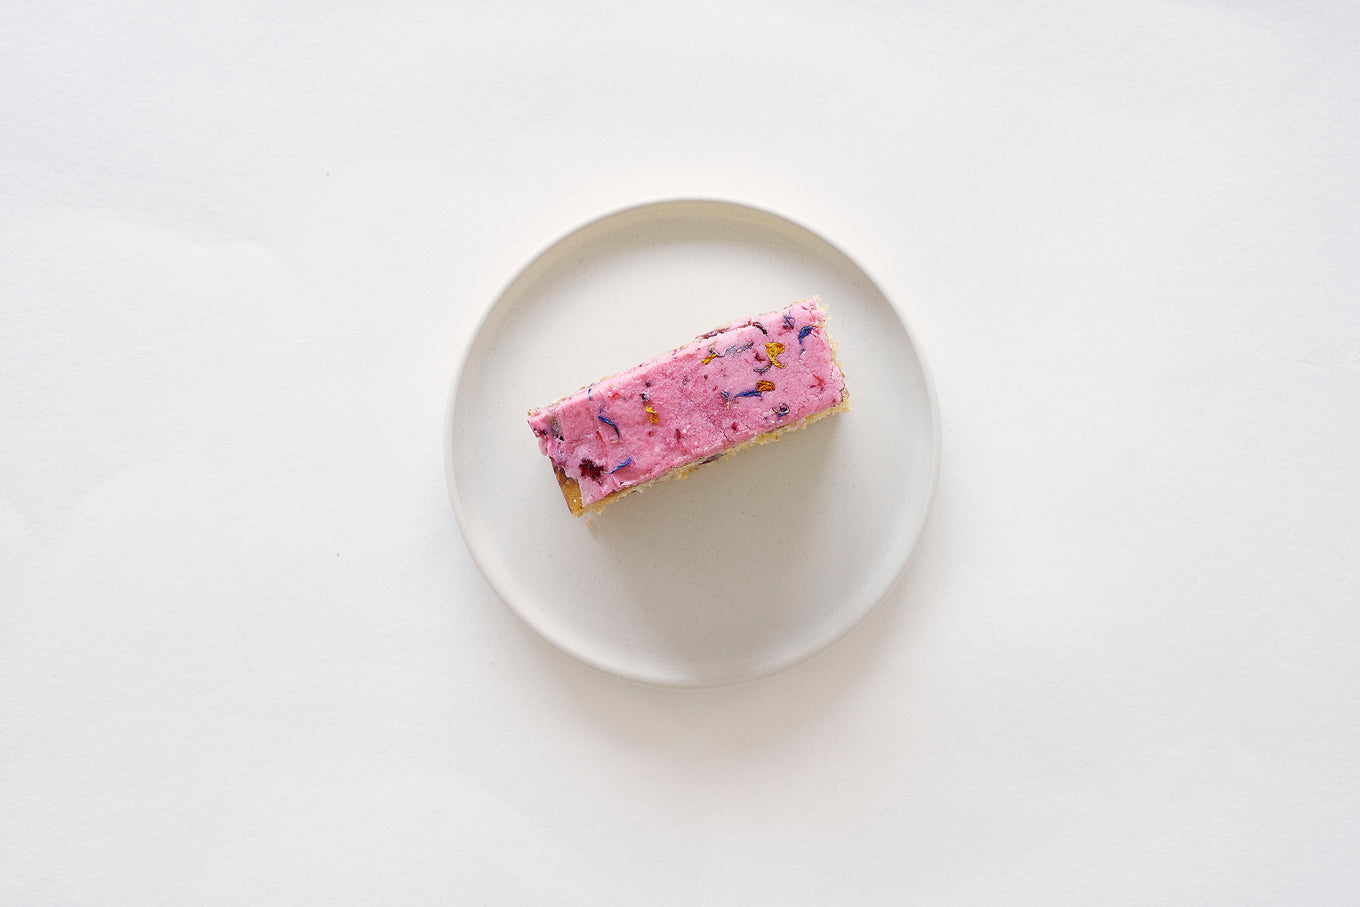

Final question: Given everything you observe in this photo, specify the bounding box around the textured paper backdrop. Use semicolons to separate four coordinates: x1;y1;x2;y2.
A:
3;2;1358;903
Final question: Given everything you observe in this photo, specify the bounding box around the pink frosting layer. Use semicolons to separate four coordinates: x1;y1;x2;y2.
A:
527;298;847;508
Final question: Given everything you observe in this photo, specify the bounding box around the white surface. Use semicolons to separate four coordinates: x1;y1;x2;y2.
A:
448;199;939;686
2;1;1358;903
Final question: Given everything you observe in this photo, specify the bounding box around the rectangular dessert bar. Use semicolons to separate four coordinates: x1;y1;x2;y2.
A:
526;297;849;516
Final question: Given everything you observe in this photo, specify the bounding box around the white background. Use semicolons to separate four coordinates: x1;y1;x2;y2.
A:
3;1;1358;903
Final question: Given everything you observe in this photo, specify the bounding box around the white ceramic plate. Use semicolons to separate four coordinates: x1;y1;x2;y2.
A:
446;199;940;686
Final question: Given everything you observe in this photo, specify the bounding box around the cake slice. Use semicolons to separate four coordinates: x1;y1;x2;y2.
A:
526;297;849;516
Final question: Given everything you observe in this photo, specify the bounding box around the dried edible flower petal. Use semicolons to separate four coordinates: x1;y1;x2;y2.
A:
598;414;620;437
645;404;658;424
765;341;786;369
733;379;777;400
608;457;632;474
702;345;720;365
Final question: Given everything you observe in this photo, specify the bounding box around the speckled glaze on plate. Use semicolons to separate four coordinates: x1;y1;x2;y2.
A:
445;199;940;687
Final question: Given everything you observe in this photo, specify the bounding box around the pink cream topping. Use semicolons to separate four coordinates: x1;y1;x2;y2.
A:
527;299;846;507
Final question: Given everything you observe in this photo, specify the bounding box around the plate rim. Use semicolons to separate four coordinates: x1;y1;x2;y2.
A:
443;195;942;687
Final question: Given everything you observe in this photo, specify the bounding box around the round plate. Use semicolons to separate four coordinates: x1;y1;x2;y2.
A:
446;199;940;686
